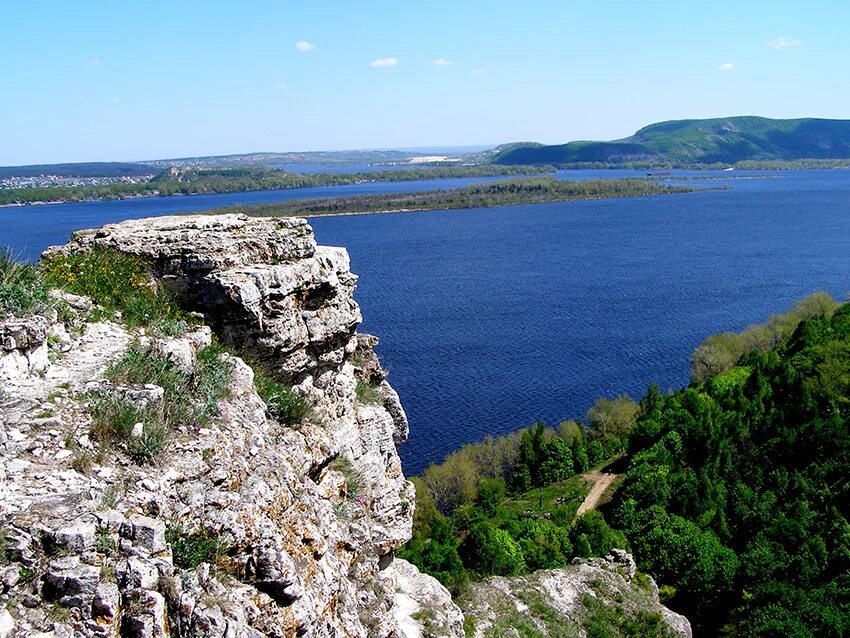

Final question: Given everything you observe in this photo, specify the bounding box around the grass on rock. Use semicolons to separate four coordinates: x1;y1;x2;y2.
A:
355;378;383;405
41;245;193;335
252;367;311;427
91;341;231;463
0;248;55;319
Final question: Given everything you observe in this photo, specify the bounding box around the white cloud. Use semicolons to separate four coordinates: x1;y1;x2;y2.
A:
473;68;486;75
717;62;735;71
369;57;398;67
767;36;802;49
295;40;316;52
430;58;453;66
276;82;288;89
88;57;102;67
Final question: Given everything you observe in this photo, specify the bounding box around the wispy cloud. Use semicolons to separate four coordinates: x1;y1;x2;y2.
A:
370;57;398;68
430;58;453;66
767;36;802;49
276;82;288;89
88;57;102;67
295;40;316;52
472;68;486;75
717;62;735;71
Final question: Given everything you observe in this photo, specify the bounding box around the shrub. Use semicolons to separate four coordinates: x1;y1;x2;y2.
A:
253;370;311;426
41;246;190;333
167;525;229;570
355;378;383;404
0;248;54;318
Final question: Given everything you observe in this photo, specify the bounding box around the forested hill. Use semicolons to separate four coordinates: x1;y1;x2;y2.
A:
493;116;850;165
401;292;850;636
0;162;153;178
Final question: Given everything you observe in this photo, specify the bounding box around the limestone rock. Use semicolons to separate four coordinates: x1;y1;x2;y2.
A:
43;556;102;610
384;559;464;638
0;609;14;638
0;315;51;381
1;215;426;637
462;551;691;638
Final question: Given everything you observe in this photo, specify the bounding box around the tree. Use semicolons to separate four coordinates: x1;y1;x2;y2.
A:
586;394;640;442
476;477;506;518
422;451;480;515
459;523;526;576
539;436;573;484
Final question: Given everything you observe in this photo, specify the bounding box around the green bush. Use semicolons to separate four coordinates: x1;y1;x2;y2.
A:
253;370;311;426
41;246;190;333
167;525;229;570
0;248;54;319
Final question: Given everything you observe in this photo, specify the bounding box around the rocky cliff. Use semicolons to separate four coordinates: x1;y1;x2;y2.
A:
0;214;462;637
1;214;689;638
461;550;691;637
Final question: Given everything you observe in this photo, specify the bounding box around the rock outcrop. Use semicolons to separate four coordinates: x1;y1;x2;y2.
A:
461;550;691;637
1;215;462;637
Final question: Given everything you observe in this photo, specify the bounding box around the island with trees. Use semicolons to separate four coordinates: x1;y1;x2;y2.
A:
201;176;695;218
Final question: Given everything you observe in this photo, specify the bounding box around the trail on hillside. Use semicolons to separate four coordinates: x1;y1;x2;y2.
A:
576;471;619;517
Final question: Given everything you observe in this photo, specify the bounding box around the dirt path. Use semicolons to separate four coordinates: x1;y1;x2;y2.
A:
576;471;619;517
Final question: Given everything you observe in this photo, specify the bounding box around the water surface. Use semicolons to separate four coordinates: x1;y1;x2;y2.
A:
2;170;848;474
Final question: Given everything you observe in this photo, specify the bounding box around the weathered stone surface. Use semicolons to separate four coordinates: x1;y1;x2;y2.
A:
123;590;169;638
0;315;50;381
463;551;692;638
384;559;464;638
1;215;452;637
44;214;315;274
0;609;14;638
43;556;102;610
92;581;121;621
55;519;97;553
123;515;167;554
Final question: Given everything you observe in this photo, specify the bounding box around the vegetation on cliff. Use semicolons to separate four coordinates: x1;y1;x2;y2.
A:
493;116;850;166
403;291;850;636
205;177;694;218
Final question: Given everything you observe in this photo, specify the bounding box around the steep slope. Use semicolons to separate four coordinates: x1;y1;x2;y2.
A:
462;551;690;637
0;215;463;637
493;116;850;164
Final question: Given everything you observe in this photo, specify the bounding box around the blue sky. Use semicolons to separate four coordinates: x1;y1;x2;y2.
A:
2;1;848;164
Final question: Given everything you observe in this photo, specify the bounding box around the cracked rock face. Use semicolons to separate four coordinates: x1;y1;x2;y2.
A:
1;214;462;637
462;550;691;638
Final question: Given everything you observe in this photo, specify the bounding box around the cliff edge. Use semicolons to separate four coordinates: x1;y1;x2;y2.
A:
0;214;463;637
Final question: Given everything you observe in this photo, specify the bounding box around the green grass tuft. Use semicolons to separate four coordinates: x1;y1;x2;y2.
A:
253;369;311;426
41;245;192;333
0;248;55;319
91;341;231;463
355;379;383;404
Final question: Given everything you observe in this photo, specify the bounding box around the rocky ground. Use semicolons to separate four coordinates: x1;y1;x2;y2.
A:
461;550;691;638
1;215;463;638
1;214;690;638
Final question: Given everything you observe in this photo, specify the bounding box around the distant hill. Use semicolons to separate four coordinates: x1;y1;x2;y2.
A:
493;116;850;165
0;162;154;178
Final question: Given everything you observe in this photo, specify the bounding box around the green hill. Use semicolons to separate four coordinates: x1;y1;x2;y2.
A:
493;116;850;165
0;162;154;178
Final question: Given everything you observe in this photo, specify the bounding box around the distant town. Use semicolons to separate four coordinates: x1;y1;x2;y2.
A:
0;174;153;190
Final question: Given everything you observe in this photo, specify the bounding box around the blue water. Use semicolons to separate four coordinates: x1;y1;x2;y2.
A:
2;169;849;474
309;170;850;473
